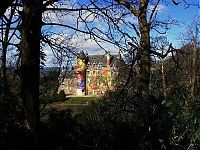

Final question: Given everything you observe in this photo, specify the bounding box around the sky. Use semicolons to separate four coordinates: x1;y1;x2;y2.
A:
42;0;200;66
155;1;199;47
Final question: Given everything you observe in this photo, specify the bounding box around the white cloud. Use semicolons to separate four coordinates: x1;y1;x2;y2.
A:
148;4;166;13
71;33;117;54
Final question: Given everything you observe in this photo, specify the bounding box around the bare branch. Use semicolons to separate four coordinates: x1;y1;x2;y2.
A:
0;39;18;47
115;0;139;16
45;7;99;12
43;22;91;34
43;0;58;10
149;0;160;25
129;22;140;38
172;0;180;5
150;43;178;59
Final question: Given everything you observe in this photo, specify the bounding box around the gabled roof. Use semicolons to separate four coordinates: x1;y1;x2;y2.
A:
87;54;107;67
87;53;124;67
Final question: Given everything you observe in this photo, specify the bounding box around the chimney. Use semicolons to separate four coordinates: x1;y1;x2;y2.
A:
106;50;110;68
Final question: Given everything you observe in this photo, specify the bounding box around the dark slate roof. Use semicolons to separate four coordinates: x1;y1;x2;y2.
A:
87;53;124;67
88;54;107;67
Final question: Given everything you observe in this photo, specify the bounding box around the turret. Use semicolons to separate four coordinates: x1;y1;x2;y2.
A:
76;51;87;96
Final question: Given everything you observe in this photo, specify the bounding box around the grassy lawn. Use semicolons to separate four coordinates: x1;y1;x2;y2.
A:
47;96;101;114
64;96;100;104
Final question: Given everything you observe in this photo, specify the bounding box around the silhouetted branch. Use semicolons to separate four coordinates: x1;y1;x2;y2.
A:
149;0;160;25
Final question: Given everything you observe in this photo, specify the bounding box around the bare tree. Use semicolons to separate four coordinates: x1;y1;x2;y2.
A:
0;3;20;89
179;17;200;101
150;36;171;97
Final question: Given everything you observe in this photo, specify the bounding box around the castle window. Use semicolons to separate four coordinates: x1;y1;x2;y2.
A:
93;62;96;68
98;63;101;68
87;70;90;76
99;62;103;68
87;62;91;68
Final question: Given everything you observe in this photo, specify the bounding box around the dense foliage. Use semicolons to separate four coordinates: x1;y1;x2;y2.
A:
40;69;66;104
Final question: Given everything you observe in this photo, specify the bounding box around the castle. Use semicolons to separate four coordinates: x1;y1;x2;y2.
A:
58;51;124;96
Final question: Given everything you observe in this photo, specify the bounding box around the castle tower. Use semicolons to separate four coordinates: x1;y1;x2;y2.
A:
76;51;88;96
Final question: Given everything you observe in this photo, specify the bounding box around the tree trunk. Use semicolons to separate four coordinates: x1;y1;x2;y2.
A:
188;41;197;112
19;0;42;148
1;36;8;89
190;42;197;100
137;0;150;97
137;1;151;149
161;60;166;97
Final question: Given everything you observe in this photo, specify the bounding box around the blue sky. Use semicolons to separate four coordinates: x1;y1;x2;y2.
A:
157;1;199;47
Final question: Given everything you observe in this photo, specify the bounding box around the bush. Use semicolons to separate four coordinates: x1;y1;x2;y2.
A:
74;90;173;150
40;90;67;104
0;78;26;149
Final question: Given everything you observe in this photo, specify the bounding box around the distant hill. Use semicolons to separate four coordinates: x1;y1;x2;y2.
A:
40;67;60;76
